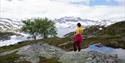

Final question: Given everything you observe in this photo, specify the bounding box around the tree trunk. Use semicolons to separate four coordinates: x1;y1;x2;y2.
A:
43;33;47;38
33;34;36;40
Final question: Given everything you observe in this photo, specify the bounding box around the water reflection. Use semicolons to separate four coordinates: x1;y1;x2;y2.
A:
88;44;125;60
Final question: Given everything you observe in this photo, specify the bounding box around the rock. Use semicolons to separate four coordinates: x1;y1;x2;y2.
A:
17;43;65;63
0;48;19;56
16;43;120;63
59;50;119;63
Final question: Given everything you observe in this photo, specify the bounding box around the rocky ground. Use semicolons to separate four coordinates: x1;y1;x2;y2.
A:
16;43;65;63
0;42;122;63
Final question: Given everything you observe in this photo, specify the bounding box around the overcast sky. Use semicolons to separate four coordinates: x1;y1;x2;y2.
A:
0;0;125;20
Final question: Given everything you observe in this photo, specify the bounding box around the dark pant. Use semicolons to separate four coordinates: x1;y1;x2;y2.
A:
73;41;81;52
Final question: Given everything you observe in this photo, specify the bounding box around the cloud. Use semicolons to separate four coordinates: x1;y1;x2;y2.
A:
50;0;90;4
114;0;125;5
0;0;125;21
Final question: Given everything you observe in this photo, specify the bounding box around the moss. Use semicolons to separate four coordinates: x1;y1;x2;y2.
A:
0;52;19;63
42;37;70;46
39;57;61;63
41;37;72;51
0;51;31;63
16;61;31;63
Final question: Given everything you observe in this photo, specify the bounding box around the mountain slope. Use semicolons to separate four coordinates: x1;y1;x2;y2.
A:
64;21;125;49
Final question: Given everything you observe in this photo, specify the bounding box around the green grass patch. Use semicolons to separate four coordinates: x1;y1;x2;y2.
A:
39;57;61;63
0;51;31;63
42;37;71;46
0;52;19;63
42;37;73;51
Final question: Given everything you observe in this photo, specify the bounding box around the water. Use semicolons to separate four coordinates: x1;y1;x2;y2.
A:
88;44;125;60
89;44;113;53
0;32;33;47
0;35;28;47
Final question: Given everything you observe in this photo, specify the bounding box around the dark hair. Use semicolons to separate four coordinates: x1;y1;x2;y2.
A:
77;23;81;27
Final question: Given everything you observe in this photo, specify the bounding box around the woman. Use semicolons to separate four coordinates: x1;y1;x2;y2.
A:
73;23;83;52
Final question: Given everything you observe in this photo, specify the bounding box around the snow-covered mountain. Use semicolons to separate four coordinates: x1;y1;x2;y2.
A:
53;16;123;37
0;17;122;37
54;16;118;28
0;18;23;32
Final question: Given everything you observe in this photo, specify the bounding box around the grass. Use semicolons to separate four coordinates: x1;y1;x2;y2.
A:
0;51;31;63
39;57;61;63
0;36;72;52
63;21;125;49
16;61;31;63
0;37;99;63
1;20;124;63
1;21;125;52
0;36;71;53
42;37;73;51
0;35;124;63
41;37;94;51
0;52;19;63
0;34;124;53
0;52;60;63
83;36;125;49
0;37;124;63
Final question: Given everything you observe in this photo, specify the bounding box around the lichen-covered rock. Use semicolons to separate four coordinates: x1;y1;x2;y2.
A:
17;43;65;63
59;50;119;63
17;43;121;63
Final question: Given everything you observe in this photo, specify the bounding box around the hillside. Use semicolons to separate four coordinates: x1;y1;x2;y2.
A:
0;21;125;63
100;21;125;48
103;21;125;36
0;39;124;63
65;21;125;49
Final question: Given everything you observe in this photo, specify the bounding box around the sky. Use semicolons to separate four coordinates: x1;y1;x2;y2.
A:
0;0;125;20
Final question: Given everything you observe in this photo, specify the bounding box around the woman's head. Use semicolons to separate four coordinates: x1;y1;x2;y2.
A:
77;23;81;27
